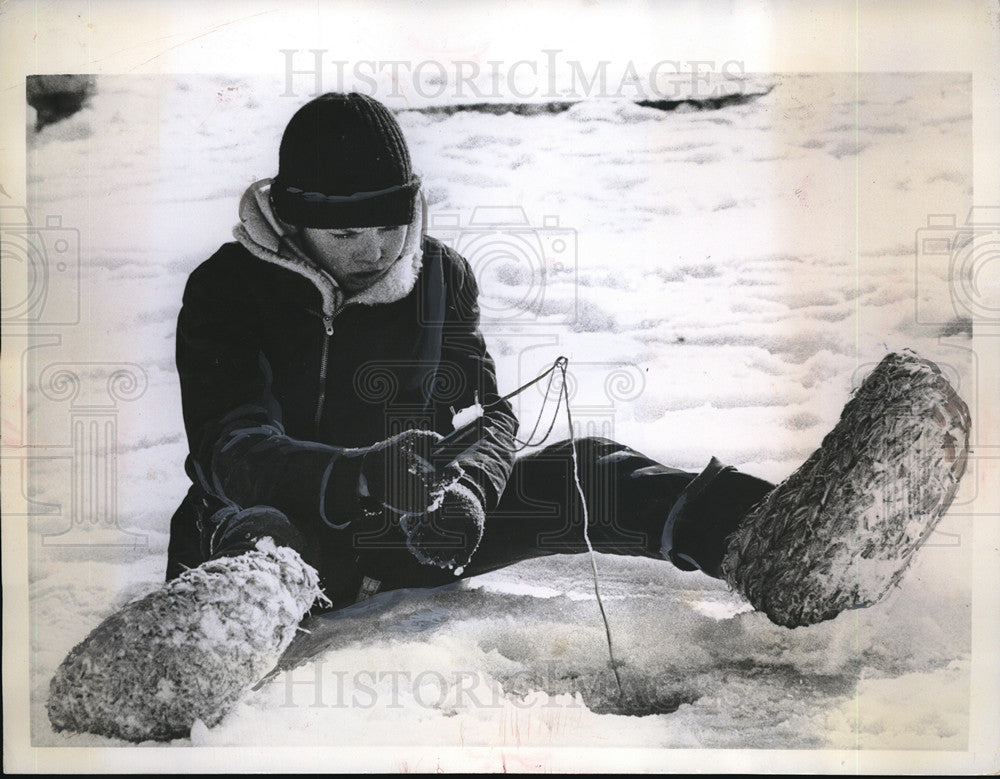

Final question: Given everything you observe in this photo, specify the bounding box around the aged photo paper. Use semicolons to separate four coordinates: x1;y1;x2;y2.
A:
3;0;998;773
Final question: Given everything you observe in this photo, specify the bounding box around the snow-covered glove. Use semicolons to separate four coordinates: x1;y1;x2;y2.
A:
399;481;486;572
358;429;462;515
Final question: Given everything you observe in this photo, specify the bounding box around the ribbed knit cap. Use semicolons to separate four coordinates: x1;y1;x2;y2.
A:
271;92;420;228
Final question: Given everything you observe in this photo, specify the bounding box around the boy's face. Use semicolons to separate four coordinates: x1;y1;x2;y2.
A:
299;225;408;294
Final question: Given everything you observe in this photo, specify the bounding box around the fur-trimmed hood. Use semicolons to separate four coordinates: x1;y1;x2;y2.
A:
233;178;424;317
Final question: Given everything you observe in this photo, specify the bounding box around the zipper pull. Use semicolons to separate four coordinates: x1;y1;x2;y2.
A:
323;316;334;336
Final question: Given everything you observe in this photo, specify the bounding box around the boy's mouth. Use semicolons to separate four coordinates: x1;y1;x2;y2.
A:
352;268;386;282
346;263;394;289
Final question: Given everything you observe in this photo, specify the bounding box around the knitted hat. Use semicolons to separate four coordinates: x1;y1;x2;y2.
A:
270;93;420;228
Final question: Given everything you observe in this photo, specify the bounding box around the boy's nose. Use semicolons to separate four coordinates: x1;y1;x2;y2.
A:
348;230;379;262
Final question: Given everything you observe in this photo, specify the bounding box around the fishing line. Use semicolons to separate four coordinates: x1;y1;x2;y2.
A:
483;358;564;452
483;356;624;697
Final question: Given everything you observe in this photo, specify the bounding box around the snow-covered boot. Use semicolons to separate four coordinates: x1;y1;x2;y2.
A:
47;528;324;742
721;350;971;628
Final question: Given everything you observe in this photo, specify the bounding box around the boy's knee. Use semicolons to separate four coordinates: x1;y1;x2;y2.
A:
572;435;621;458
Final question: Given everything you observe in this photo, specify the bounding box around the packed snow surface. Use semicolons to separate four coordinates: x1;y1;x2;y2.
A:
26;72;974;749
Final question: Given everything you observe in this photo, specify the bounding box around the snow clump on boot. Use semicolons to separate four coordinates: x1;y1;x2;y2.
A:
47;538;324;742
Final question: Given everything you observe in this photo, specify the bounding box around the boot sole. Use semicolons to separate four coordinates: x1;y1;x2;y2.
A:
721;350;971;628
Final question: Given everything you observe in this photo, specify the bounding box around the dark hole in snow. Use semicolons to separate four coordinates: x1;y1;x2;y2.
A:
580;673;701;717
396;87;773;119
938;316;973;338
500;667;700;717
27;74;97;131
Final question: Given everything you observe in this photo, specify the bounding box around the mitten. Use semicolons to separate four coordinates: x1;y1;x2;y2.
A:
358;429;462;515
399;481;486;572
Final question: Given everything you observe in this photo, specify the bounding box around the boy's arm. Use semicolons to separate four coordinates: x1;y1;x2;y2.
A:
176;254;368;531
436;250;520;513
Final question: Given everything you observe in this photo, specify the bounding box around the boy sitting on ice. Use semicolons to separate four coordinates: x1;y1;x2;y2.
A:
48;92;970;742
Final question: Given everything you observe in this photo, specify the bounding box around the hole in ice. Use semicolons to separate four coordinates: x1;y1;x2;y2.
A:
497;666;701;717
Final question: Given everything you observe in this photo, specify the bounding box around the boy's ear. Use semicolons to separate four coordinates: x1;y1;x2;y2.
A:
256;178;300;237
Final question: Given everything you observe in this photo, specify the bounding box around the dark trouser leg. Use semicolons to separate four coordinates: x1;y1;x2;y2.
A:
166;487;371;609
464;437;691;574
165;486;207;582
464;436;775;580
165;436;775;605
165;486;311;579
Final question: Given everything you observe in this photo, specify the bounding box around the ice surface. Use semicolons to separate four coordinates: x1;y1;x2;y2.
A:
27;72;974;748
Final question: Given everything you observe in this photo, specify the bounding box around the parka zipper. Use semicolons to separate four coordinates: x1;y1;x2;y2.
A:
313;314;336;433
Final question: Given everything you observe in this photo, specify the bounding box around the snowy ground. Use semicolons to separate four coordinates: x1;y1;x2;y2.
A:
23;72;976;750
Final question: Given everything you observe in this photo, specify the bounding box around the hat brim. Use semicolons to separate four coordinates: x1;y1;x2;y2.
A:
270;177;421;229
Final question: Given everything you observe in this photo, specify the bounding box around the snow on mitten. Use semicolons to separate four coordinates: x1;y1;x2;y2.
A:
399;481;486;572
359;429;463;515
47;538;324;742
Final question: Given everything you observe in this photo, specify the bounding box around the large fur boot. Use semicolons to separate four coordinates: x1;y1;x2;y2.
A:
722;350;971;628
47;538;323;742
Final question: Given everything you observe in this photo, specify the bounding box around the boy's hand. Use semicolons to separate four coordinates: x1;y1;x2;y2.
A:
359;429;462;516
399;481;486;571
